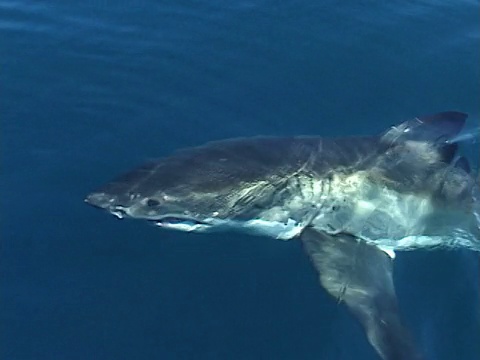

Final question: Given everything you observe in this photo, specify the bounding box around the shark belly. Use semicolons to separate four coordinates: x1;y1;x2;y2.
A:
195;170;475;252
217;171;436;247
291;171;440;249
304;171;478;251
219;171;438;247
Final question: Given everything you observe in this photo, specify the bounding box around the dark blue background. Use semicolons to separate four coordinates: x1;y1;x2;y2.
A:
2;1;479;359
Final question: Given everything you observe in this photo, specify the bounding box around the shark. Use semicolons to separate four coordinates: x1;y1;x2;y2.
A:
85;111;480;360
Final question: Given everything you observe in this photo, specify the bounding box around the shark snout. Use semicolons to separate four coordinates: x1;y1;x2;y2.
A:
85;192;132;219
84;192;118;210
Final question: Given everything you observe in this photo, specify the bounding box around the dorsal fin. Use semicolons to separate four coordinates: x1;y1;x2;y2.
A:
380;111;468;164
418;111;467;139
381;111;468;146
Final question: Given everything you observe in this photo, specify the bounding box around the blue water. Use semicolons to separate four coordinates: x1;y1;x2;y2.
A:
2;1;479;359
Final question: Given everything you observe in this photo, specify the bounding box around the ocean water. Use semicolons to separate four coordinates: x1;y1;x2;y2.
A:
1;0;479;359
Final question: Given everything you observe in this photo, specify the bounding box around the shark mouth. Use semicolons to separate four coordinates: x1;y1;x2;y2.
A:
151;216;213;232
150;215;307;239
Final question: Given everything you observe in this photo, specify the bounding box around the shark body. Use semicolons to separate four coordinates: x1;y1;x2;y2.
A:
86;111;480;360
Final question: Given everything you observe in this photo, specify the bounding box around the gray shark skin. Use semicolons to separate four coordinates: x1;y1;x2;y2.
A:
86;111;480;360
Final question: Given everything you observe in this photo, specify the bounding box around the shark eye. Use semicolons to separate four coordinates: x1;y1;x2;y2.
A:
146;198;160;207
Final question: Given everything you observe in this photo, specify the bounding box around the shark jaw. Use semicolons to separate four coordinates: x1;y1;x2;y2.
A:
94;202;307;239
150;215;306;239
146;214;446;260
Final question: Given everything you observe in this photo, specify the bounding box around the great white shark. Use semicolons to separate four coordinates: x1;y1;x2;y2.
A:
86;111;480;360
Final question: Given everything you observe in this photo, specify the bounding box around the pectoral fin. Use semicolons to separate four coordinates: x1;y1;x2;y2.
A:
300;227;422;360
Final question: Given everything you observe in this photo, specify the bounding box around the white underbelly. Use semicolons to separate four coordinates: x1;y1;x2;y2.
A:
309;172;435;247
207;172;477;252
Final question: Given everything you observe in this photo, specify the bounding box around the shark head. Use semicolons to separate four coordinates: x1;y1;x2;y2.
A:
85;138;307;236
85;159;239;232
